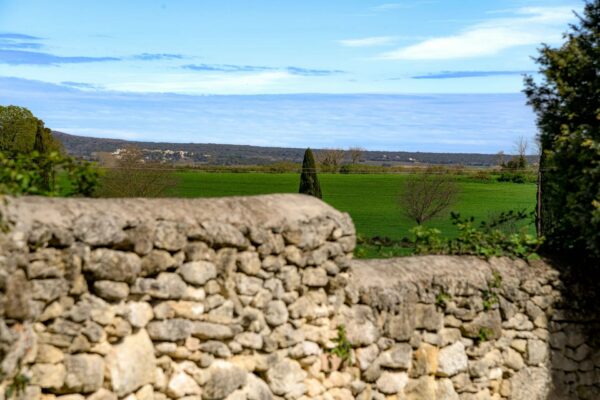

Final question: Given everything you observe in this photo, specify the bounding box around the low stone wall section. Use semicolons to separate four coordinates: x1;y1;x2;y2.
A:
0;195;598;399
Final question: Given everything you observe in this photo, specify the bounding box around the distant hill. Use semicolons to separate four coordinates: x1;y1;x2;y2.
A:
53;131;538;167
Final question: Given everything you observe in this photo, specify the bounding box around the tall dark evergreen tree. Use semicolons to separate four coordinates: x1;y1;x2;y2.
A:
299;148;322;199
524;0;600;261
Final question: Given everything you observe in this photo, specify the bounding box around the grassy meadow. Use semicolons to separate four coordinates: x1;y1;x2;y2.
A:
165;172;536;252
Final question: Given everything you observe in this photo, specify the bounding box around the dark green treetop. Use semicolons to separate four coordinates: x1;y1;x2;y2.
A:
299;148;322;199
524;0;600;261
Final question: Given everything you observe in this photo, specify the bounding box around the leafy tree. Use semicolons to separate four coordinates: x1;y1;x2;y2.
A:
399;171;459;225
524;0;600;261
299;148;322;198
0;106;61;154
95;146;179;197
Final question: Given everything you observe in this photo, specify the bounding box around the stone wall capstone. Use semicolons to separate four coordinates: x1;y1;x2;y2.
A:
0;195;597;400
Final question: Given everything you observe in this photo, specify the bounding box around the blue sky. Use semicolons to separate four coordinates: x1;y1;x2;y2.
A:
0;0;583;151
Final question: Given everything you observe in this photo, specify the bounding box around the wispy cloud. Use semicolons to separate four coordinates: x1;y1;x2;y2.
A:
183;64;344;76
105;71;292;94
0;32;43;50
286;67;344;76
183;64;274;72
61;81;103;90
0;49;120;65
133;53;185;61
338;36;395;47
411;70;534;79
380;6;575;60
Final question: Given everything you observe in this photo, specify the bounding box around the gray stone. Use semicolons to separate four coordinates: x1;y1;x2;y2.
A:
356;344;380;371
375;372;408;394
141;250;176;276
30;363;66;389
31;278;69;302
302;268;328;287
84;249;141;283
125;302;154;328
461;310;502;340
414;304;443;331
197;221;249;248
237;252;262;275
437;342;468;377
106;329;156;397
264;300;288;326
235;332;263;350
203;361;248;400
267;359;306;398
73;214;125;246
236;274;263;296
527;339;548;365
386;311;416;341
185;241;215;262
243;374;273;400
88;388;118;400
154;220;187;251
63;354;104;393
510;367;549;400
93;281;129;301
131;272;187;299
503;347;525;370
179;261;217;285
379;343;412;369
345;305;379;346
192;321;234;340
166;371;201;398
27;248;67;279
147;319;193;341
200;341;232;358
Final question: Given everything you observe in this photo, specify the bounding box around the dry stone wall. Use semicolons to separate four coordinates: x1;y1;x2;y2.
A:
0;195;597;400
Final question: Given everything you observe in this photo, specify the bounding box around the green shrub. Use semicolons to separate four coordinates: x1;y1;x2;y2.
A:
299;148;322;198
0;151;99;197
411;211;543;260
524;1;600;262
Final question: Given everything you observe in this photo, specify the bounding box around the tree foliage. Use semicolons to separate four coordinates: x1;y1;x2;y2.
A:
399;172;459;225
95;146;179;197
299;148;322;199
524;1;600;261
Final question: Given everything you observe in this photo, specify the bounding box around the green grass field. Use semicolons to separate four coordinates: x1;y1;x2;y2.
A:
167;172;536;241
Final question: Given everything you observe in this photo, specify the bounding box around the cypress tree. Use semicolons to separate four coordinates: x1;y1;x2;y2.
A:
299;148;322;199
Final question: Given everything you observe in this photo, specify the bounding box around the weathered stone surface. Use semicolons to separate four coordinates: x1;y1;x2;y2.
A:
510;367;549;400
461;310;502;340
93;281;129;301
437;342;468;377
197;221;249;249
192;322;234;340
527;339;548;365
4;269;32;319
84;249;141;283
266;359;306;398
63;354;104;393
88;388;118;400
106;329;156;397
264;300;288;326
179;261;217;286
344;305;379;346
30;363;66;389
125;302;154;328
147;319;193;341
376;372;408;394
141;250;176;276
154;220;187;251
302;268;328;287
73;214;125;246
237;252;261;275
131;273;187;299
167;371;201;398
379;343;413;369
203;361;247;400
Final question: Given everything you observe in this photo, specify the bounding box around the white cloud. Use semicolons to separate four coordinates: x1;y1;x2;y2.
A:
380;6;575;60
105;71;293;94
339;36;395;47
